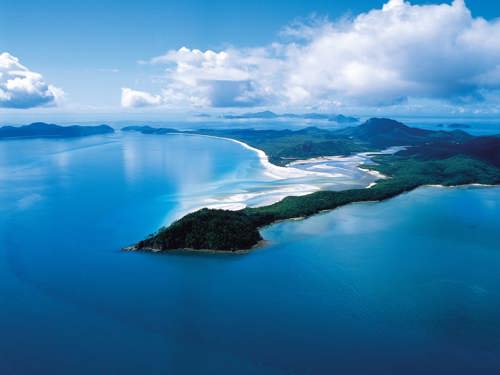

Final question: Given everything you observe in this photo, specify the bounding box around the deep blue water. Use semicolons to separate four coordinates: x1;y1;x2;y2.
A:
1;132;500;374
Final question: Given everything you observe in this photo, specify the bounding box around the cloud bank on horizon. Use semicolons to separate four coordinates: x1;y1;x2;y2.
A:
122;0;500;114
0;52;64;109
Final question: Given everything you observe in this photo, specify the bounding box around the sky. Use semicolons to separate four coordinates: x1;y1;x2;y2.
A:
2;0;500;122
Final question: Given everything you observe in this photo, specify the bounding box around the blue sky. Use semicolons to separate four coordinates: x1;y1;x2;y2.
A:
2;0;500;121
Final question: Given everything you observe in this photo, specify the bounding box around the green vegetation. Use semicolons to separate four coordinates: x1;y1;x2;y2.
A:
126;118;500;252
369;155;500;186
135;209;262;251
134;154;500;252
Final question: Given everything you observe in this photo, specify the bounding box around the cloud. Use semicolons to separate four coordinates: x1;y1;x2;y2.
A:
282;0;500;107
145;46;283;108
123;0;500;112
121;88;162;108
0;52;64;109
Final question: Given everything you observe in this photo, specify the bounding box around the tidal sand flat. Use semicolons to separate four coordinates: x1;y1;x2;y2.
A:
161;133;386;218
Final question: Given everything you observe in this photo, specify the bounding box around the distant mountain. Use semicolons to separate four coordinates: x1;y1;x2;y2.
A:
0;122;114;139
223;111;279;120
447;123;471;129
332;114;360;124
284;113;359;123
436;123;471;129
222;111;359;123
335;118;472;147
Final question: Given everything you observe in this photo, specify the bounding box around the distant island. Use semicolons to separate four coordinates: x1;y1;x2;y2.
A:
447;123;472;129
221;111;359;123
436;123;472;129
0;122;114;139
124;118;500;252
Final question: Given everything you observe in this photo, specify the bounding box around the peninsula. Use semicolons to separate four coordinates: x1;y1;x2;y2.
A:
124;119;500;252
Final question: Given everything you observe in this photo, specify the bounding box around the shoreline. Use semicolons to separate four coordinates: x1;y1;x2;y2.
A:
125;240;269;255
426;183;497;189
167;132;334;180
358;167;387;181
127;133;498;254
154;131;392;185
159;132;388;220
129;182;499;254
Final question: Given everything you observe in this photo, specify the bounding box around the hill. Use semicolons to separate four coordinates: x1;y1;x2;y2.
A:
335;118;472;147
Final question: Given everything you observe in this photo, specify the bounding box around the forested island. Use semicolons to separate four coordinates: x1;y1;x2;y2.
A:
0;122;114;139
124;118;500;252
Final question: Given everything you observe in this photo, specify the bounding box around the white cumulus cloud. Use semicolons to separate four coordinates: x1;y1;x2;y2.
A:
282;0;500;107
121;88;162;108
123;0;500;112
146;46;284;108
0;52;64;109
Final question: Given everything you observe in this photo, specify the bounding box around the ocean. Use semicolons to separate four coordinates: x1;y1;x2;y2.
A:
1;130;500;374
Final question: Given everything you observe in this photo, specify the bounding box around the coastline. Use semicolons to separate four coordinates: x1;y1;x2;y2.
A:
160;132;386;219
134;182;500;254
128;127;500;254
166;132;334;179
128;132;396;253
426;183;497;189
358;167;387;181
125;240;269;255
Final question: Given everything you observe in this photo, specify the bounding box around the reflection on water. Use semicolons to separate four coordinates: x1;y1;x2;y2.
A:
152;134;392;214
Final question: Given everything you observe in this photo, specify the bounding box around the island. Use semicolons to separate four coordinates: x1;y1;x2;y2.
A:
447;123;472;129
436;123;472;129
221;111;359;123
123;118;500;252
0;122;114;139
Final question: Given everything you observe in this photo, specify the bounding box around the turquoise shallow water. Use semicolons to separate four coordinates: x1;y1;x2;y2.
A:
1;132;500;374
